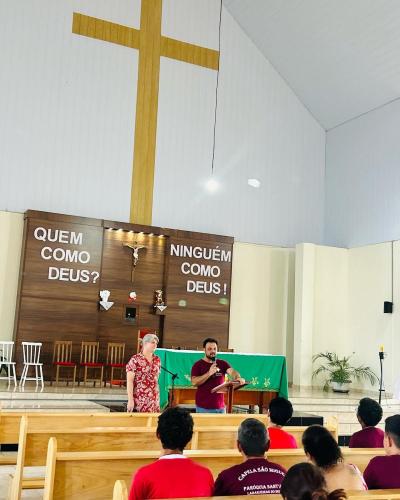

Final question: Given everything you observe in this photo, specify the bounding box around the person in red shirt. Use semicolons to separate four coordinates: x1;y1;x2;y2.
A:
213;418;286;495
364;414;400;489
349;397;384;448
191;337;245;413
129;407;214;500
267;397;298;449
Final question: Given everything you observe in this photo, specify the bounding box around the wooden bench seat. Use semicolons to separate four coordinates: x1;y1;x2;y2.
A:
4;411;336;498
42;438;386;500
9;415;337;470
112;479;400;500
115;492;400;500
0;410;337;448
0;411;271;446
8;416;283;498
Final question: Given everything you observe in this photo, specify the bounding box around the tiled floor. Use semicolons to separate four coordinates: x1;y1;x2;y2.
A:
0;380;126;399
0;466;44;500
0;379;127;412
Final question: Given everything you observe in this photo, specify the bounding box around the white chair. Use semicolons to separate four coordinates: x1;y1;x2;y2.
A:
0;341;17;387
19;342;44;388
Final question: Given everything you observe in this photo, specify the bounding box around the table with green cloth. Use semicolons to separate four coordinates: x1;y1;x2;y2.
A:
155;348;288;409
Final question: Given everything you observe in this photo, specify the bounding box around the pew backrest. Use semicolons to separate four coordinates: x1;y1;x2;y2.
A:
0;412;158;444
0;411;270;445
42;439;386;500
113;480;128;500
110;479;400;500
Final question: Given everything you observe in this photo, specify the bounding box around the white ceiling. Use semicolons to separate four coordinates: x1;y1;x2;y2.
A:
224;0;400;130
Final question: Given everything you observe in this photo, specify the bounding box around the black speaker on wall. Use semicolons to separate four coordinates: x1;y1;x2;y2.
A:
384;301;393;314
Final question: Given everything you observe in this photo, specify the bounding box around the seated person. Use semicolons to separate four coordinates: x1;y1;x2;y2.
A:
281;462;347;500
268;397;297;448
129;407;214;500
364;414;400;489
349;397;384;448
214;418;286;496
302;425;366;492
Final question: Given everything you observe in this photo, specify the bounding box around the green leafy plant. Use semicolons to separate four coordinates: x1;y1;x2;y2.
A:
312;352;379;392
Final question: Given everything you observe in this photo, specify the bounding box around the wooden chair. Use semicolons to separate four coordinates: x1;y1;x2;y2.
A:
105;342;125;388
78;341;104;387
136;328;154;353
51;341;76;386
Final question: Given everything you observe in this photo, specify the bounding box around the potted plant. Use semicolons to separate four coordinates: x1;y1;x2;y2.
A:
312;352;379;393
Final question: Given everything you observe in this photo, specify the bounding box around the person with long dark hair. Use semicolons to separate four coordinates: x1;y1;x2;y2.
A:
280;462;347;500
302;425;366;491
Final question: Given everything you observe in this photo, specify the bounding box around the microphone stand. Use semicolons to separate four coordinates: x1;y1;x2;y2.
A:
379;350;385;405
161;365;179;408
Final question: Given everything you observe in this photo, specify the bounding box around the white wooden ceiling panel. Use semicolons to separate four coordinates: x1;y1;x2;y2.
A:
224;0;400;129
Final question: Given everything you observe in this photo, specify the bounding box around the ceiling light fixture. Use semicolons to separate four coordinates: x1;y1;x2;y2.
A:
248;178;261;188
206;178;219;192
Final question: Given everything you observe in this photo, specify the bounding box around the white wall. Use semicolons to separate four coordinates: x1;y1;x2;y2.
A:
0;211;24;341
325;99;400;247
347;243;394;391
229;242;295;381
153;5;326;246
294;241;400;394
293;244;349;387
0;1;325;247
0;0;139;223
313;246;349;357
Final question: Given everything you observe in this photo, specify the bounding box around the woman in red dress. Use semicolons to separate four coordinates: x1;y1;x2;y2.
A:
126;333;161;412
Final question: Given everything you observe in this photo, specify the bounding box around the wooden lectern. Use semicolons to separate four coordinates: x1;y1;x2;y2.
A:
211;380;248;413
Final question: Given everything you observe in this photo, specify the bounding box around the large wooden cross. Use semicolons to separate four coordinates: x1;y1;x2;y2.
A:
72;0;219;225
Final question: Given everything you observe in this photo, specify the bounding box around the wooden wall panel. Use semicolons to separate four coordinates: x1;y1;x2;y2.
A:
97;229;166;362
14;211;233;378
163;236;232;349
162;308;230;350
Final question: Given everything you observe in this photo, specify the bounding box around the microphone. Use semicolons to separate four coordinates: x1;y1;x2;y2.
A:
210;356;220;375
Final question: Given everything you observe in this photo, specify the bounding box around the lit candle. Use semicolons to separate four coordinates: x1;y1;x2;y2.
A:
380;345;384;352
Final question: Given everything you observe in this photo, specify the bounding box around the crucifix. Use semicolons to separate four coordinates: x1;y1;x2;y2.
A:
72;1;220;225
123;242;146;282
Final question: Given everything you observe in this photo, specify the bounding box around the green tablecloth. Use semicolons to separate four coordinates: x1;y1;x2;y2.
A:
156;349;288;409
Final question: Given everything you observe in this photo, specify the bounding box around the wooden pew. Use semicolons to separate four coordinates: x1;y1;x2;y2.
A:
0;411;270;446
0;410;337;447
8;416;274;498
113;480;128;500
11;415;338;469
0;411;157;445
111;478;400;500
42;438;386;500
0;411;271;468
7;414;337;497
181;493;400;500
